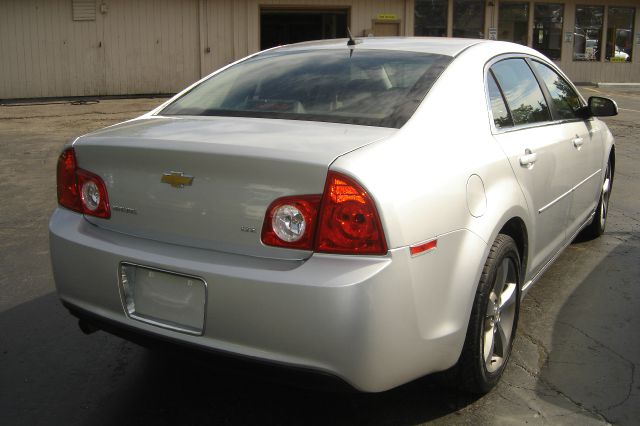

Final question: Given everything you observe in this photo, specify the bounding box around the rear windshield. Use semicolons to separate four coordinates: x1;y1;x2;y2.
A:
160;49;452;128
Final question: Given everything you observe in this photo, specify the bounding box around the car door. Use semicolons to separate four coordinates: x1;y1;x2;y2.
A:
529;60;604;238
487;58;573;278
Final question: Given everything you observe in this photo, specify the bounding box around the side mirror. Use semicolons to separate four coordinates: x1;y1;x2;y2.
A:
588;96;618;117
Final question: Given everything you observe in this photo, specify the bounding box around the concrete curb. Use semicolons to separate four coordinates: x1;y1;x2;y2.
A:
596;82;640;88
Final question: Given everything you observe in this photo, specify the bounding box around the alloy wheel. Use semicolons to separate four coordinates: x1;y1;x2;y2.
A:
483;257;518;373
600;163;612;228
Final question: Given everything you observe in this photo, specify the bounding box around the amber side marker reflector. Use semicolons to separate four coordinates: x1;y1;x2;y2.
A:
410;239;438;257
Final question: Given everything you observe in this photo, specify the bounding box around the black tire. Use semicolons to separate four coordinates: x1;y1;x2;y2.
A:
582;159;613;240
445;234;522;394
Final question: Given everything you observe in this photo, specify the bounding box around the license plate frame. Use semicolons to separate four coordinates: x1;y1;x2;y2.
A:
118;262;207;335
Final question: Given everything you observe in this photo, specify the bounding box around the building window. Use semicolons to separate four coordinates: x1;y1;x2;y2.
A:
453;0;485;38
415;0;448;37
573;5;604;61
533;4;564;60
606;7;635;62
498;3;529;45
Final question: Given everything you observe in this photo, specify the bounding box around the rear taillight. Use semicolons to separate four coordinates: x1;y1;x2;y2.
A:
261;172;387;255
56;147;111;219
315;172;387;255
76;169;110;218
261;195;321;250
56;148;82;212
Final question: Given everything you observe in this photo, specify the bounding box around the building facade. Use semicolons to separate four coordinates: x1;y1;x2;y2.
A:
1;0;638;99
412;0;639;83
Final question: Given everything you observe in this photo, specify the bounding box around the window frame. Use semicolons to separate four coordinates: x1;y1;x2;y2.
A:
487;70;515;129
452;0;487;39
484;54;588;135
497;1;531;46
414;0;449;37
573;4;605;62
532;3;565;61
605;6;635;63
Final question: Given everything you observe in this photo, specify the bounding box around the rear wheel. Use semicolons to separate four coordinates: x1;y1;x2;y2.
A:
447;234;521;394
582;159;613;239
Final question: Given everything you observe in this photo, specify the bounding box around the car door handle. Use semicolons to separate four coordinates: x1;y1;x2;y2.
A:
519;149;537;167
572;137;584;148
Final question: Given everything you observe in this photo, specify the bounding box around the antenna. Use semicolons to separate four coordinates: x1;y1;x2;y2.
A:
347;27;356;46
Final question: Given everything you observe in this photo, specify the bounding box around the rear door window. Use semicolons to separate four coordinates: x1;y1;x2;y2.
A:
490;58;551;126
531;61;583;120
487;72;513;129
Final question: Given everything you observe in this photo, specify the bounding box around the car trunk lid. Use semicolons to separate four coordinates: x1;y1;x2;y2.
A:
73;116;395;260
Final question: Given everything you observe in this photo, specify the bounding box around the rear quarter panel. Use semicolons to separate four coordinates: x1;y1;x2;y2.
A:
331;43;533;343
332;44;531;256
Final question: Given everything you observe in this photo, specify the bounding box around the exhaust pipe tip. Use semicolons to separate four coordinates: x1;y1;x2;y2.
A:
78;319;100;335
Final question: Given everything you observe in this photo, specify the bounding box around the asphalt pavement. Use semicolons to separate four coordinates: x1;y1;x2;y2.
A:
0;87;638;425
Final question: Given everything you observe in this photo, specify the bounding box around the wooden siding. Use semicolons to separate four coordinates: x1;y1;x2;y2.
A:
199;0;410;76
245;0;409;54
0;0;102;98
1;0;409;98
0;0;199;99
1;0;638;99
200;0;237;75
101;0;200;95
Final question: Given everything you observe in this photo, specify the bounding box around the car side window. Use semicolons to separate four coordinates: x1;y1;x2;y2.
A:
490;59;551;126
531;61;583;120
487;72;513;129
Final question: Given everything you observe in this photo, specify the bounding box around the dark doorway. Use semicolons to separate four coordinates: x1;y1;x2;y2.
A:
260;8;349;50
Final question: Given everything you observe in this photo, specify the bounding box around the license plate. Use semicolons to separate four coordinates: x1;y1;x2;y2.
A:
119;263;206;335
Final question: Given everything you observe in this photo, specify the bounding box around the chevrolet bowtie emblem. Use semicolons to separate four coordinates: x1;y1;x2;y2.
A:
161;171;194;188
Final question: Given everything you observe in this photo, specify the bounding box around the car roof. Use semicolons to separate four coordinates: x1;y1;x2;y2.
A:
274;37;489;57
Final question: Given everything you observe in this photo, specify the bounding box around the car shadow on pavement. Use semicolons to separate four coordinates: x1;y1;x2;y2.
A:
0;292;480;426
98;350;479;425
526;231;640;424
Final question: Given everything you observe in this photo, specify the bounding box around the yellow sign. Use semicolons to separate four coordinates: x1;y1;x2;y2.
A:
161;171;194;188
376;13;398;20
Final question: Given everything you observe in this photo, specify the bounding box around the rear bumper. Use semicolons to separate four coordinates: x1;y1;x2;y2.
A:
50;208;486;392
63;301;355;392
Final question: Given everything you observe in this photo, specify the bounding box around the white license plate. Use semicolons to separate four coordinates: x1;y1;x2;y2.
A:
119;263;206;335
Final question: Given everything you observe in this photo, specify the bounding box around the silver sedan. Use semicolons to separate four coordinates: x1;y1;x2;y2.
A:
50;37;616;393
